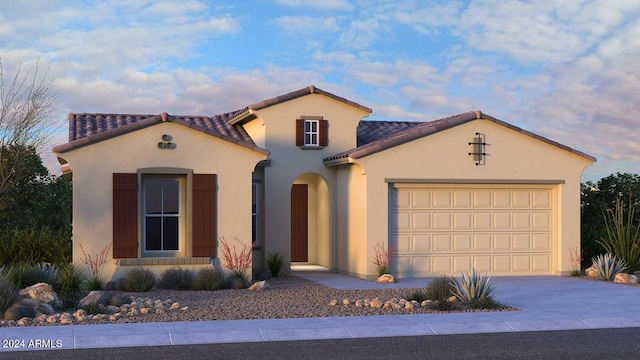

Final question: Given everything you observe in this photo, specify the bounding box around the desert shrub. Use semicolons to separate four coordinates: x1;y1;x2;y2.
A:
82;302;107;315
194;268;225;291
598;197;640;272
5;264;42;289
59;291;85;310
452;270;496;304
425;276;455;302
0;281;18;314
592;253;627;281
123;268;156;292
0;228;71;266
408;290;429;303
469;296;504;310
34;263;59;284
158;268;194;290
265;251;288;278
55;264;85;296
86;275;103;291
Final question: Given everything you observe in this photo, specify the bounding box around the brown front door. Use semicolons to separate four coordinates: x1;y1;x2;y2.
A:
291;184;308;262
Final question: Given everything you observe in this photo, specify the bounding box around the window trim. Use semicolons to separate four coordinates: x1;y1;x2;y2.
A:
304;119;319;147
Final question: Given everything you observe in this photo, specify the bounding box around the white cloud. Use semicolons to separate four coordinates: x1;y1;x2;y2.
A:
272;0;354;11
272;16;340;34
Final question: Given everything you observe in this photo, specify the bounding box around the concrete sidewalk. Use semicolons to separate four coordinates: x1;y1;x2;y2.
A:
2;275;639;352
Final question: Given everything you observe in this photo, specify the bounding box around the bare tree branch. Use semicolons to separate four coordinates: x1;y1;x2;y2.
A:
0;58;57;212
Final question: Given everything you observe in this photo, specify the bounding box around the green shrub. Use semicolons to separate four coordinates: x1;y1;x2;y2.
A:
452;270;496;304
194;268;225;291
86;275;103;291
0;281;18;314
123;268;156;292
6;264;42;289
59;291;85;310
265;251;288;278
0;228;71;266
592;253;627;281
598;197;640;272
425;276;455;302
158;268;193;290
408;290;428;302
82;302;107;315
55;264;85;296
34;263;59;284
469;296;504;310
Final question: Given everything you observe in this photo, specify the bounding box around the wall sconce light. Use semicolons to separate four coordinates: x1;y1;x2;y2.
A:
158;134;176;149
468;132;488;166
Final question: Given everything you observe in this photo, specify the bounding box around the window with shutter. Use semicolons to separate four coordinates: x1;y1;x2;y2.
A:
296;118;328;148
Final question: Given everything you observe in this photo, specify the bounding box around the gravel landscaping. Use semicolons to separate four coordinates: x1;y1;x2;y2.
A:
1;275;515;327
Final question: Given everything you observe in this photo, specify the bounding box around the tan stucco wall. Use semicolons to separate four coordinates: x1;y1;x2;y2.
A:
255;94;370;269
336;163;367;277
56;122;267;280
348;119;593;278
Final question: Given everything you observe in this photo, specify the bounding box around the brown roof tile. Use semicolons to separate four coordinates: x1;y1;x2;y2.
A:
325;110;596;164
53;111;267;154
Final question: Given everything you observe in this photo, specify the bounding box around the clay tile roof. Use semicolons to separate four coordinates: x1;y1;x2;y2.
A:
325;110;596;163
357;120;426;147
53;110;267;154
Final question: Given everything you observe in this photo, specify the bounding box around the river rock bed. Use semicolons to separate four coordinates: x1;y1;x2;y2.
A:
0;276;514;327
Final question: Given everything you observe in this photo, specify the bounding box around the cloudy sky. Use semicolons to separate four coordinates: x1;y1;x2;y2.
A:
1;0;638;181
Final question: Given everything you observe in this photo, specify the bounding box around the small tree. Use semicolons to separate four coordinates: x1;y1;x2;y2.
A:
0;58;56;213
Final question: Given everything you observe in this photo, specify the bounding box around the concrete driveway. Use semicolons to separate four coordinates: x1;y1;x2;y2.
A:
2;275;639;352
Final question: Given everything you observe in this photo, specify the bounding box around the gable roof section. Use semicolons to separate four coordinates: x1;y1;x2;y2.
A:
228;85;373;124
325;110;596;165
357;120;425;147
53;111;268;154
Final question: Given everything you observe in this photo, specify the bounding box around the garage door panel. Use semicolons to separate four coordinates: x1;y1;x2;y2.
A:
474;234;492;251
453;190;472;207
453;256;472;273
432;256;452;273
474;212;492;229
391;185;554;277
513;191;531;207
493;234;511;251
493;212;511;229
493;191;511;208
453;234;472;251
412;212;431;230
433;191;452;207
412;190;431;208
474;191;492;207
513;255;531;271
432;234;452;251
513;212;531;229
433;212;452;230
412;234;431;251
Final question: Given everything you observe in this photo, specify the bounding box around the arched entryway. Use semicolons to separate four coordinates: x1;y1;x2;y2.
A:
290;173;330;267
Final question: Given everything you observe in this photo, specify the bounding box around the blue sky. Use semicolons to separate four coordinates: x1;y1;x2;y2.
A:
1;0;639;181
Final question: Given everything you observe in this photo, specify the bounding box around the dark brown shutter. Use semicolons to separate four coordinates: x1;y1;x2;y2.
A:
296;119;304;146
319;119;328;147
113;173;138;258
192;174;217;257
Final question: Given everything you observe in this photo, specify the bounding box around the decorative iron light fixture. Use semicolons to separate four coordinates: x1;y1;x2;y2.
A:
158;134;177;149
468;132;488;165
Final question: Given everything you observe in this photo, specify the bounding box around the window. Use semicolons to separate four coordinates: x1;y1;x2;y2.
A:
296;118;328;147
304;120;319;146
252;181;259;244
143;175;184;256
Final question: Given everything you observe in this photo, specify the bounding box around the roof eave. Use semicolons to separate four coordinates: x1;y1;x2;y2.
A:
228;109;258;125
323;156;354;166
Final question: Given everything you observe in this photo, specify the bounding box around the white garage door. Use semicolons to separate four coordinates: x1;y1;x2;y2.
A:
390;184;556;277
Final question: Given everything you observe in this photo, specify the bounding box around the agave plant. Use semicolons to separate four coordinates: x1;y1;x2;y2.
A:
451;269;496;304
592;253;628;281
34;263;58;284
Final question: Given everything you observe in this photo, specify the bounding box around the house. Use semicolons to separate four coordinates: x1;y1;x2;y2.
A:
53;86;595;281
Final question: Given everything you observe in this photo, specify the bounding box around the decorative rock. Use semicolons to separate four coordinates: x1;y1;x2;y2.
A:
3;305;36;321
405;302;414;310
614;273;638;284
60;313;73;325
20;298;55;315
18;283;60;307
421;300;433;307
140;308;149;315
585;265;599;278
155;308;163;314
46;315;58;324
342;299;351;306
354;300;364;307
17;318;28;326
109;294;132;307
181;306;189;311
170;302;180;310
328;299;338;306
79;291;114;308
447;296;457;303
248;280;270;291
376;274;395;283
370;298;383;308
